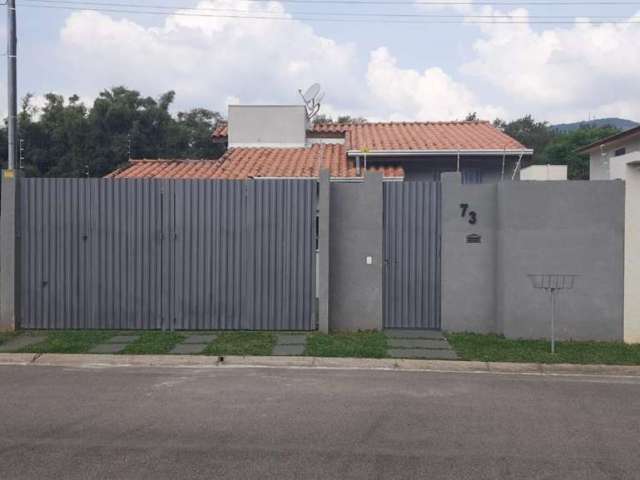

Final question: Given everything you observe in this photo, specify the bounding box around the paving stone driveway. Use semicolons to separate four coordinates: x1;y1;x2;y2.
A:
0;335;47;352
170;334;218;354
272;334;308;356
89;335;140;354
385;330;458;360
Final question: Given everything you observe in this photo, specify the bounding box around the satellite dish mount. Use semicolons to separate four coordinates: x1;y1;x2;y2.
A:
299;83;324;120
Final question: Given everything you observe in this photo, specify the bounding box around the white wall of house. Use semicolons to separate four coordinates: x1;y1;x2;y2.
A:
603;150;640;343
589;137;640;180
228;105;307;148
520;165;567;181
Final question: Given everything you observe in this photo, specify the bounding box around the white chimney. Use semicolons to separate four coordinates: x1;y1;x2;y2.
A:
228;105;307;148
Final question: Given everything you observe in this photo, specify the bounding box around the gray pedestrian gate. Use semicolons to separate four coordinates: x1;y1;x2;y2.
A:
383;182;441;330
19;178;316;331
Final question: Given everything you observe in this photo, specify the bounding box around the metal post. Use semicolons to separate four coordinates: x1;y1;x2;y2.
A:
0;170;20;331
7;0;18;170
550;289;556;354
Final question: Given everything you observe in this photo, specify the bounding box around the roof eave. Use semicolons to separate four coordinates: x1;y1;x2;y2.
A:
576;126;640;154
346;149;533;157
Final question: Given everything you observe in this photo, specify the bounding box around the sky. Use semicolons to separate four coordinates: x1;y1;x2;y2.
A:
3;0;640;123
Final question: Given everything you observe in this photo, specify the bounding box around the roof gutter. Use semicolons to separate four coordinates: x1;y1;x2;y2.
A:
252;176;404;182
347;149;533;157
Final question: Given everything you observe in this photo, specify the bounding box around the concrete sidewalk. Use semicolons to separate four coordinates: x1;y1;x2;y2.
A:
2;353;640;377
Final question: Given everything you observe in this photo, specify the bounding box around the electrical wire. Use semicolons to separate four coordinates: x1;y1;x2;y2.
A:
16;0;640;19
15;1;640;23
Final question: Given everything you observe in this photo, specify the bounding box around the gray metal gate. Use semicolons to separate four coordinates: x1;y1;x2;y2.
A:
19;178;316;330
383;182;441;330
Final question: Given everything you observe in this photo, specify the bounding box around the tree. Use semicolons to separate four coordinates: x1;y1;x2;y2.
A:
311;114;367;124
465;112;479;121
541;126;619;180
493;115;556;164
336;115;367;124
0;86;225;177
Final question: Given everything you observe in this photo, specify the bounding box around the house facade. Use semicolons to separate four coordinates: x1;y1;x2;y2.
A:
578;125;640;180
108;105;533;182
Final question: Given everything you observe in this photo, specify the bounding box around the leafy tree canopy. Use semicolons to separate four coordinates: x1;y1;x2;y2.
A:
312;114;367;124
0;86;225;177
492;115;620;179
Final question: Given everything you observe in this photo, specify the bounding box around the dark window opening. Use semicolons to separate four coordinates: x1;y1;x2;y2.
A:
614;147;626;157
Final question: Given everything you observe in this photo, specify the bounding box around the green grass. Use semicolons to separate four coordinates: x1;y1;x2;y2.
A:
446;332;640;365
0;331;18;346
19;330;114;354
204;332;276;356
122;331;186;354
305;331;388;358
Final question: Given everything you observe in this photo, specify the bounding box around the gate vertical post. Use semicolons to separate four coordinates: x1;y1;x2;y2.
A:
318;169;331;333
0;169;21;331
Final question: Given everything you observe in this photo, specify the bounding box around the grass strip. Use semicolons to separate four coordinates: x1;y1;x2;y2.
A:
0;332;18;346
446;332;640;365
19;330;114;354
122;331;186;354
305;331;388;358
204;332;275;356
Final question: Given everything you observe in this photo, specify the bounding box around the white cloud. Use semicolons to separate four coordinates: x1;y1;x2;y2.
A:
446;4;640;121
366;47;504;121
58;1;362;113
55;0;498;121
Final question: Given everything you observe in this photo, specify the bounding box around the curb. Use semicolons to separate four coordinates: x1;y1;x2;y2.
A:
2;353;640;377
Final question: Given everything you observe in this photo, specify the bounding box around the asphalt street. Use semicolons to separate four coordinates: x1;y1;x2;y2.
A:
0;364;639;479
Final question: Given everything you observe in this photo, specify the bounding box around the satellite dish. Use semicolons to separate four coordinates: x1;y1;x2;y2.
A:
302;83;321;103
299;83;324;120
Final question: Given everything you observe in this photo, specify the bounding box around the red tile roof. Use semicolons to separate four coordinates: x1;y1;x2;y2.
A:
110;120;527;180
107;159;224;179
107;144;404;180
213;121;526;151
344;121;525;151
211;122;228;139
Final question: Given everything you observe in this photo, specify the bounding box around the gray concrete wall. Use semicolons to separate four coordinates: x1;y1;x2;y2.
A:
318;170;330;333
228;105;307;148
442;177;625;341
497;181;625;341
441;174;498;334
0;172;19;331
329;174;383;331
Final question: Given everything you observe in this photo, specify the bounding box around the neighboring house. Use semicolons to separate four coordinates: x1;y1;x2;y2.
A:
108;105;533;182
578;125;640;180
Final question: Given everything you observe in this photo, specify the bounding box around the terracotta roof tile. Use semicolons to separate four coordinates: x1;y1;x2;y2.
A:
106;159;225;179
344;121;525;151
212;120;526;151
107;145;404;180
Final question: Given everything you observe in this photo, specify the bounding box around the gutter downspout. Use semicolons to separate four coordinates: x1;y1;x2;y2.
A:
355;155;361;177
511;152;524;181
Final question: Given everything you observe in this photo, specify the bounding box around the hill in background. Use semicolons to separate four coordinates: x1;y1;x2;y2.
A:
552;117;638;133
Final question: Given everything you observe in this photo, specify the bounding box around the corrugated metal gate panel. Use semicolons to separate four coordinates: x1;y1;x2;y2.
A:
243;180;316;330
19;179;316;330
20;179;166;329
171;180;245;330
383;182;441;330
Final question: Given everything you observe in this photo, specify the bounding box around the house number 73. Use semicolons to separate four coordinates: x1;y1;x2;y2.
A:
459;203;477;225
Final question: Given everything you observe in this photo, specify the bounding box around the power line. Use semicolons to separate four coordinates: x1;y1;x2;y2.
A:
74;0;640;5
17;0;640;19
16;2;640;23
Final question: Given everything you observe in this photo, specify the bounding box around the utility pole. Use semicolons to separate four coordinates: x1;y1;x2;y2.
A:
7;0;17;170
